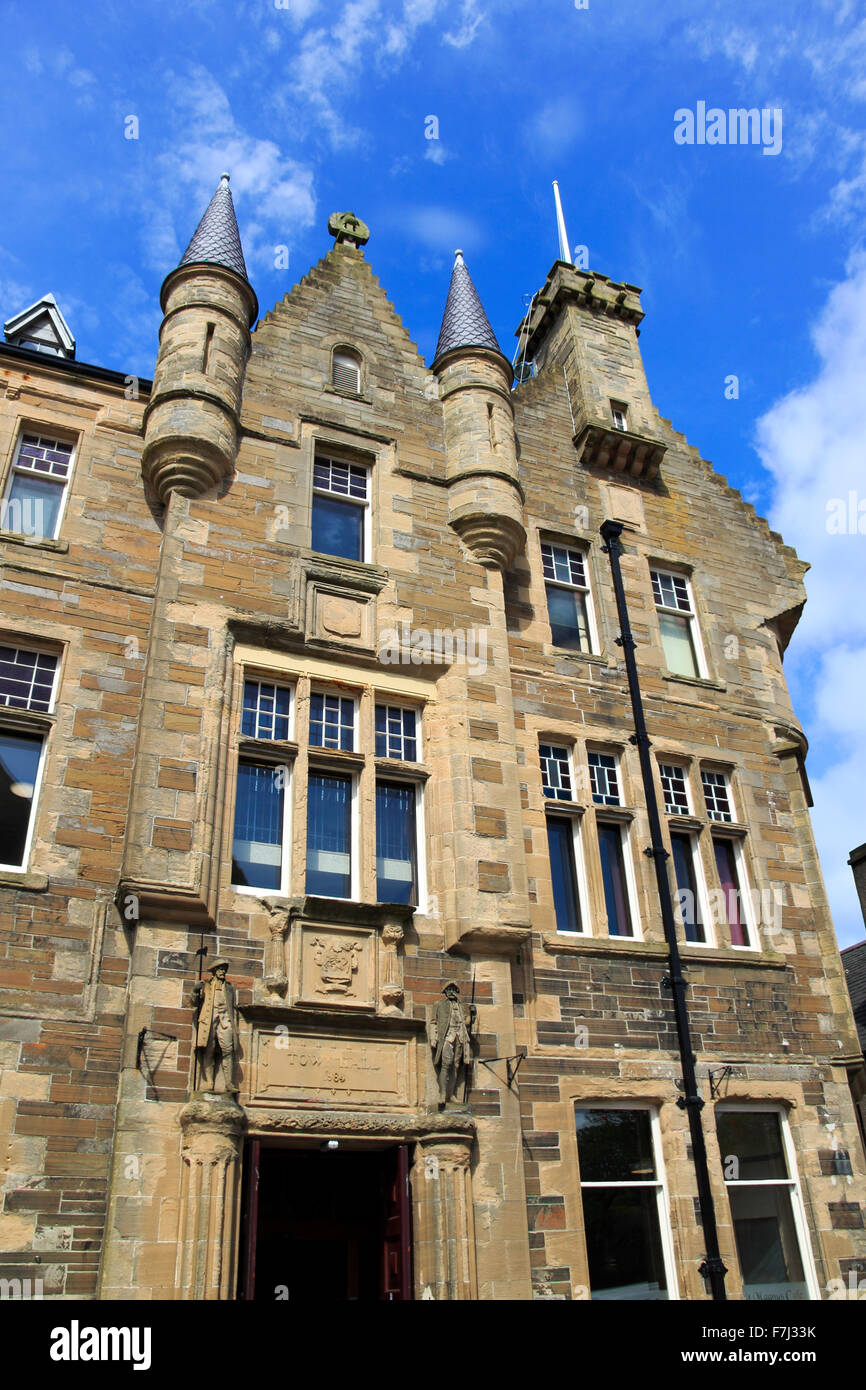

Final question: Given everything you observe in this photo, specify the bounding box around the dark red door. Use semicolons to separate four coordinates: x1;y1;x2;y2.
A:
381;1144;412;1300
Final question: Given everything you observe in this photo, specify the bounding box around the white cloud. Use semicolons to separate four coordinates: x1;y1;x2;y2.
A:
444;0;485;49
148;67;317;275
403;205;483;252
756;252;866;945
523;97;582;158
424;142;451;165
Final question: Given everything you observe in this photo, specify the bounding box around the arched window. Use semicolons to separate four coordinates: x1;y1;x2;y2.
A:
332;347;362;395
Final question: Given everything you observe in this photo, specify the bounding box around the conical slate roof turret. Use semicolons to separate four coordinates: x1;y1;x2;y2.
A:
178;173;249;281
433;250;503;365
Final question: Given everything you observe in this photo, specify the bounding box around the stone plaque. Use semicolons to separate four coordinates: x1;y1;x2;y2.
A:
252;1027;412;1109
312;587;370;646
298;924;374;1008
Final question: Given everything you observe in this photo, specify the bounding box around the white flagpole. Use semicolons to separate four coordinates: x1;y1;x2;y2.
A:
552;180;573;265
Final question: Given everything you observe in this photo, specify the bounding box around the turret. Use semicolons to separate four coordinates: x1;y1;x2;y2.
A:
433;252;525;569
141;174;258;502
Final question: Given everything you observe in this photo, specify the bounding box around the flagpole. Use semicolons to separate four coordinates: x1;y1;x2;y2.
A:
552;180;572;265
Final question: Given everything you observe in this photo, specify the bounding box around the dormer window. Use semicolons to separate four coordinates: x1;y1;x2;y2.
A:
611;401;628;432
332;348;362;395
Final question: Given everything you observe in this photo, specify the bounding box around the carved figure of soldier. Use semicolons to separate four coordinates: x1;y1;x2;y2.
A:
192;958;239;1095
430;982;476;1107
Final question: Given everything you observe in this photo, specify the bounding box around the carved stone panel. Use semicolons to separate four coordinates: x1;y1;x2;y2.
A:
297;923;374;1009
251;1025;414;1110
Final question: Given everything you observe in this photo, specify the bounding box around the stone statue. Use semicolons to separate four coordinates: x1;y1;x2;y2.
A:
430;983;476;1107
192;958;239;1095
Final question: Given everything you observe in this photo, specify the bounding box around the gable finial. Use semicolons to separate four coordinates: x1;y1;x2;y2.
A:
328;211;370;248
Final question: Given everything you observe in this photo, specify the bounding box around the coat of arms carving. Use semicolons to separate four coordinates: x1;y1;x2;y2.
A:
311;935;362;994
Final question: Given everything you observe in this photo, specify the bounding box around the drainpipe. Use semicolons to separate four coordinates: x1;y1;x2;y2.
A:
600;520;728;1301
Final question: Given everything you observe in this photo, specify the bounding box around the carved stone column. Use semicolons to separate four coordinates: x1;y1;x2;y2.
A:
175;1096;245;1300
380;915;404;1014
411;1131;477;1300
262;902;292;994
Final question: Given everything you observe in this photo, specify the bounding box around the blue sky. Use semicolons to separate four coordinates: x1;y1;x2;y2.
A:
1;0;865;944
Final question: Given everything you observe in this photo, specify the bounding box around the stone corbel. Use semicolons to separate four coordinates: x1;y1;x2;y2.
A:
380;912;405;1015
261;898;298;995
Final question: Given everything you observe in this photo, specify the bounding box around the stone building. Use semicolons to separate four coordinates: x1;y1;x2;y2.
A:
0;176;864;1302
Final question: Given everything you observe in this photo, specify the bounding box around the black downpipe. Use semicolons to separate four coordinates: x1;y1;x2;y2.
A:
600;520;728;1301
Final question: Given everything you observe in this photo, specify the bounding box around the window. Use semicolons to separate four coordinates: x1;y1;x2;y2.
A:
375;705;417;762
376;781;417;905
241;680;291;742
332;348;361;395
0;645;58;711
713;835;751;947
0;645;58;873
546;816;584;933
702;768;733;822
309;692;355;751
540;743;574;801
311;455;369;562
659;762;689;816
2;432;74;541
541;542;594;653
610;401;628;432
575;1106;675;1300
589;751;620;806
596;822;634;937
306;772;352;898
231;761;289;892
716;1109;817;1301
650;568;703;679
670;830;707;944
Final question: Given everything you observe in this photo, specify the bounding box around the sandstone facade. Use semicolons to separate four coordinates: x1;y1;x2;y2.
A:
0;191;864;1301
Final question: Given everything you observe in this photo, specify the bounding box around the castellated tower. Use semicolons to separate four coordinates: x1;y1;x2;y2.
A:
433;251;525;568
141;173;259;501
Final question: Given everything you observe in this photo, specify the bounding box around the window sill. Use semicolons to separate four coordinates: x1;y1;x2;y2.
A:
593;805;635;822
0;532;69;554
0;707;54;733
665;813;703;832
540;932;787;969
308;747;366;771
0;869;49;892
663;672;726;693
545;645;607;667
543;797;586;815
322;385;373;405
708;821;749;839
237;738;298;762
374;758;429;780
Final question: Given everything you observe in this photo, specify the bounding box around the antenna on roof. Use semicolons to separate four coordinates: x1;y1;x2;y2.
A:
552;180;573;266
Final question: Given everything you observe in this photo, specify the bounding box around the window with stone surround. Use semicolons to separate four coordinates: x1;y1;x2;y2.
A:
657;760;759;950
650;567;705;680
0;644;59;873
541;540;596;653
311;454;370;562
2;430;75;541
232;676;295;895
716;1107;818;1301
575;1105;677;1300
309;690;355;752
540;742;575;802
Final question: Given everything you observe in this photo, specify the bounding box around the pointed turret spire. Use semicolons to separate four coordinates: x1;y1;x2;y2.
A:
433;250;503;365
178;173;250;282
